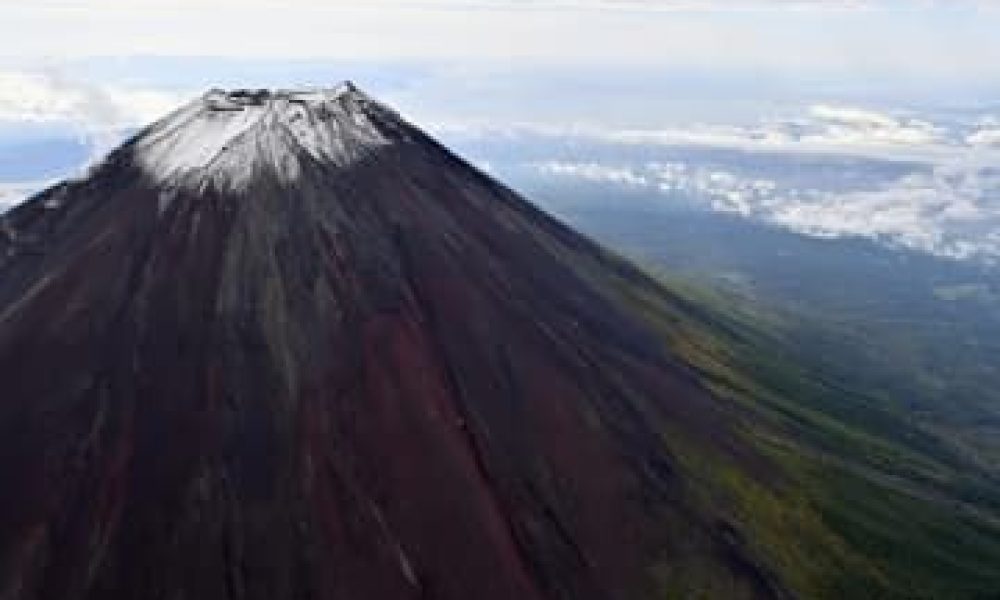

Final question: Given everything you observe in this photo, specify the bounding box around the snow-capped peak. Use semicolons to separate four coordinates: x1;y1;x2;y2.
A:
132;82;399;191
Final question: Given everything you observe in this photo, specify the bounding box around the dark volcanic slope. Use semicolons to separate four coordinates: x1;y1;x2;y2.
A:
7;84;996;600
0;85;781;600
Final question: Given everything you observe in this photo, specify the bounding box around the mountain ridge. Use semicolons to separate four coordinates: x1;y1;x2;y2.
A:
0;85;998;600
0;85;785;600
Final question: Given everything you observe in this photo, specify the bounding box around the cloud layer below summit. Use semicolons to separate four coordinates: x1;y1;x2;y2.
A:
512;104;1000;262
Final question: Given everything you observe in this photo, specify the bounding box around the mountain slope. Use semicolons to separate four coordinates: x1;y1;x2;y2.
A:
625;273;1000;599
0;84;997;600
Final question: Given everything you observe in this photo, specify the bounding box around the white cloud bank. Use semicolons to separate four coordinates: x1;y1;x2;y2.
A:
0;180;49;213
0;71;183;130
764;165;1000;261
0;70;186;160
535;161;649;186
443;103;989;162
535;154;1000;262
525;102;1000;262
804;105;944;147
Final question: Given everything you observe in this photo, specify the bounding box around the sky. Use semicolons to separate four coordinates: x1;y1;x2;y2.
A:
2;1;998;72
2;0;999;261
2;0;999;128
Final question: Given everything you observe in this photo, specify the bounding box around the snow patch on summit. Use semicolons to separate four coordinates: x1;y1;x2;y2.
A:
132;83;396;191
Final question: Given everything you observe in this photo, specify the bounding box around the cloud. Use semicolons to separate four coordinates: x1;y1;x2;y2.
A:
0;71;183;129
530;142;1000;262
763;163;1000;261
442;102;980;164
808;105;899;129
3;1;999;82
804;104;944;146
0;70;186;159
0;180;48;213
967;128;1000;147
534;161;649;186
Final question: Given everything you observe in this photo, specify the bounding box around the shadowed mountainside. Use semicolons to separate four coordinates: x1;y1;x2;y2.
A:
0;85;998;600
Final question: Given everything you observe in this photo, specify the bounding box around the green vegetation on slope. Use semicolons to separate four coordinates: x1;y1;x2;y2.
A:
611;267;1000;599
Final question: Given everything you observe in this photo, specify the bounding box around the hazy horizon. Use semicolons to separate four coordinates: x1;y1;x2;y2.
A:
3;1;1000;261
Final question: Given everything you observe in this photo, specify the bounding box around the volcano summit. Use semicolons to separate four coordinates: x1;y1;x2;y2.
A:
1;84;998;600
133;84;399;191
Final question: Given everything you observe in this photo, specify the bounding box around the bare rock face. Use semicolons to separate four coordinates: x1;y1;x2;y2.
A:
0;85;782;600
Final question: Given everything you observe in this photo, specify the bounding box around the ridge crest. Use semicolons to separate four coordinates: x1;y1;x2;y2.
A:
132;81;394;191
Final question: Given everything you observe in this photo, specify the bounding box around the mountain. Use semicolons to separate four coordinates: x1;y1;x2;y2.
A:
0;84;998;600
